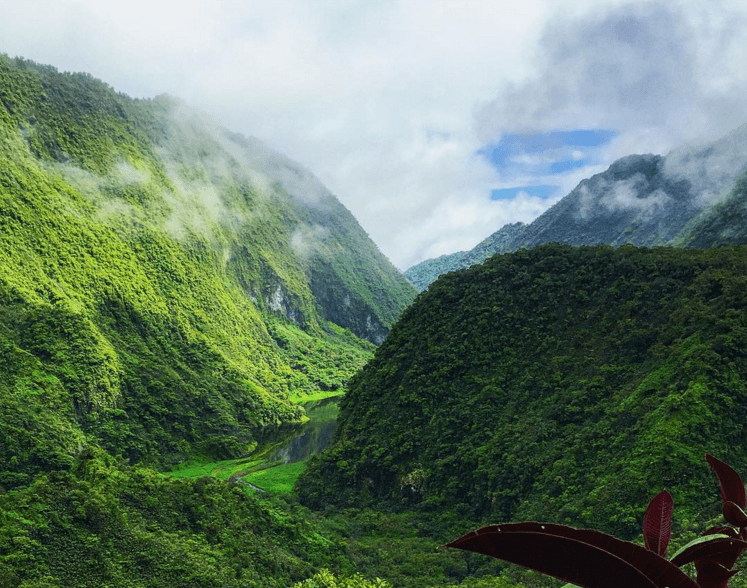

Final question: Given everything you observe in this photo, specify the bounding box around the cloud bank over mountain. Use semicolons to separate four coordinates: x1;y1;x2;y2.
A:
3;0;747;268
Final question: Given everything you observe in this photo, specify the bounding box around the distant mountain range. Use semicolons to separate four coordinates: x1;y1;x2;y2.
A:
405;123;747;290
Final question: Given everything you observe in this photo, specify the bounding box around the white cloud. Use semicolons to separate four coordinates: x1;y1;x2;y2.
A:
3;0;747;270
475;1;747;155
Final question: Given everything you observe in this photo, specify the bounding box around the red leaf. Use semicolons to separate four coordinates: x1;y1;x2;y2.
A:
695;560;739;588
707;454;746;509
445;522;699;588
644;490;673;557
670;535;747;569
724;502;747;528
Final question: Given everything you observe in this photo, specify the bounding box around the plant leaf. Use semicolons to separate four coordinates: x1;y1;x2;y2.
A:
445;522;699;588
670;535;747;568
695;560;740;588
644;490;673;557
724;501;747;528
703;526;739;537
707;454;746;509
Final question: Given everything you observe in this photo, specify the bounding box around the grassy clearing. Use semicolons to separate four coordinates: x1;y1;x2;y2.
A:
166;397;339;492
290;389;345;404
165;455;264;481
242;460;309;494
167;455;310;495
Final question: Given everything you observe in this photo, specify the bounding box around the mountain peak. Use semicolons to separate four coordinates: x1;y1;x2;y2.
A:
406;122;747;291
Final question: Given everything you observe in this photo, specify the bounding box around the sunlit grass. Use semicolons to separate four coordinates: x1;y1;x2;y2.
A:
167;454;309;494
241;460;308;494
290;389;344;404
166;395;339;491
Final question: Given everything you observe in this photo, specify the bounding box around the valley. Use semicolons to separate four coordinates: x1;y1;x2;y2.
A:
2;53;747;588
167;394;341;494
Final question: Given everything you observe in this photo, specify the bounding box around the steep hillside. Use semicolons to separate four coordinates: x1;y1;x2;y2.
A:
299;244;747;539
406;123;747;290
675;169;747;248
0;54;415;478
514;153;693;247
404;222;527;291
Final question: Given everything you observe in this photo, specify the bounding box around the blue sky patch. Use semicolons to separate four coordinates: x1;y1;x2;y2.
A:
549;159;588;174
491;186;558;200
479;129;618;177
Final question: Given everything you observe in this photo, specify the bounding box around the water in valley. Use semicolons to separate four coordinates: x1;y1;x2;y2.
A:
268;396;339;464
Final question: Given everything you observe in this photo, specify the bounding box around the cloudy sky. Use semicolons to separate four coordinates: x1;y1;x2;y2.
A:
3;0;747;269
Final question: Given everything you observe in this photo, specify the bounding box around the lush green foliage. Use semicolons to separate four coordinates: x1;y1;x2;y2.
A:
0;53;416;476
8;52;747;588
302;507;516;587
300;244;747;539
293;569;391;587
0;451;521;588
0;455;346;587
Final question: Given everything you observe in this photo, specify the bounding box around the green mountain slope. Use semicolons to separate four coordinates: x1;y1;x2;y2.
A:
299;244;747;539
0;54;424;588
675;169;747;248
0;54;415;478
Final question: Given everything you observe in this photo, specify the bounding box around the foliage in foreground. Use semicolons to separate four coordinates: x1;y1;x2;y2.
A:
0;451;523;588
293;569;391;588
447;454;747;588
0;454;341;588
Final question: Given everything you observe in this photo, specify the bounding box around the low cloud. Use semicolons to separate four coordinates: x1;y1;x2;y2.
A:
663;121;747;206
5;1;747;269
290;225;330;261
602;177;671;217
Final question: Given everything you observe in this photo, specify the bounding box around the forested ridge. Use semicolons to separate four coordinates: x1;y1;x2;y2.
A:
300;244;747;540
0;53;416;475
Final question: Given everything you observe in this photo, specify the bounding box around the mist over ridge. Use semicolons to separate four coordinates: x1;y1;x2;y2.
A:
0;53;416;480
406;120;747;291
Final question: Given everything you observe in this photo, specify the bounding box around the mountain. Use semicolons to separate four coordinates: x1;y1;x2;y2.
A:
404;222;527;291
405;123;747;290
675;169;747;248
299;243;747;539
0;54;416;479
0;53;426;587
